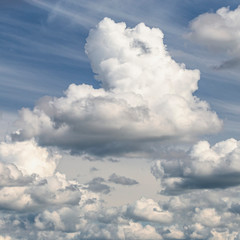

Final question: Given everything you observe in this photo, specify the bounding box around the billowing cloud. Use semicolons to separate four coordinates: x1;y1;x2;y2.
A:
11;18;221;155
0;140;93;211
108;173;138;185
188;5;240;52
193;208;221;227
1;139;240;239
0;236;11;240
152;138;240;193
0;140;58;178
0;139;166;239
187;5;240;69
162;225;185;239
125;197;172;223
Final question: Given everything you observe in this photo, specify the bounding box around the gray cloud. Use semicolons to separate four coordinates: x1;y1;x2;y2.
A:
85;177;111;194
213;57;240;70
108;173;138;186
90;167;98;172
152;138;240;194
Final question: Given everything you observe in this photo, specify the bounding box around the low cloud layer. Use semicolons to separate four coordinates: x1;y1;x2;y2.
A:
0;138;240;238
11;18;221;155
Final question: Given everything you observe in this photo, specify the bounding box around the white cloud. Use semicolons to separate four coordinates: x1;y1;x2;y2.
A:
188;6;240;53
163;225;185;239
121;222;162;240
0;138;166;239
210;229;238;240
193;208;221;227
125;197;172;223
152;138;240;192
11;18;221;155
0;140;92;211
0;161;34;187
187;138;240;177
0;140;58;177
187;5;240;69
0;236;11;240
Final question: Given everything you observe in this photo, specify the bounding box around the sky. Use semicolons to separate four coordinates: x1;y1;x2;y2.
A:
1;0;240;239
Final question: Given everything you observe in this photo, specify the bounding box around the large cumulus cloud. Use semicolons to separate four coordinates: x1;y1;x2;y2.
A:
11;18;221;154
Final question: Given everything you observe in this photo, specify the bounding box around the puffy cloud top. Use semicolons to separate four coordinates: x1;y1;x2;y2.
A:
0;140;58;177
12;18;222;155
126;197;172;223
187;6;240;55
152;138;240;193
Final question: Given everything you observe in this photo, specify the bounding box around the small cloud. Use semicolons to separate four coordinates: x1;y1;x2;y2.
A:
86;177;111;194
89;167;98;172
108;173;139;186
213;58;240;70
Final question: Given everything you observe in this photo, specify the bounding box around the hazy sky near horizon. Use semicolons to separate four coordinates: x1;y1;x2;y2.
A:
1;1;240;239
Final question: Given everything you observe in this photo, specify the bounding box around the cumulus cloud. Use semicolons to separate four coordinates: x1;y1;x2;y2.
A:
187;5;240;69
108;173;138;185
3;138;238;240
11;18;221;155
210;229;238;240
0;140;93;211
193;208;221;227
125;197;172;223
152;138;240;193
162;225;185;239
0;236;11;240
0;138;167;239
4;185;239;240
121;222;162;240
0;140;58;177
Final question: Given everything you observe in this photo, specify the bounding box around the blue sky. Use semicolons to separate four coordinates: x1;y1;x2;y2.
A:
1;1;240;239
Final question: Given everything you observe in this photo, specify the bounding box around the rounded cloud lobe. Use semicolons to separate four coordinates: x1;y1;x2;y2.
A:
187;5;240;70
12;18;221;155
152;138;240;193
188;6;240;53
